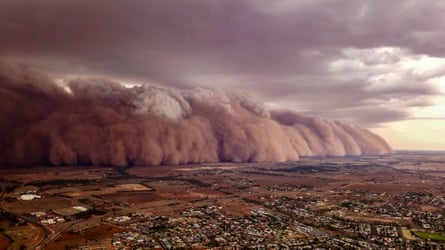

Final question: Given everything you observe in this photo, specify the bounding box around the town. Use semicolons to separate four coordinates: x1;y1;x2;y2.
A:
1;151;445;249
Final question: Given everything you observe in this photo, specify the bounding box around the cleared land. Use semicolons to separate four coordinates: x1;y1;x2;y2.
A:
0;236;11;249
46;224;123;250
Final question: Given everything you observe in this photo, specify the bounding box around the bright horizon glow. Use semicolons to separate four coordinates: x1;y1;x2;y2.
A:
372;120;445;151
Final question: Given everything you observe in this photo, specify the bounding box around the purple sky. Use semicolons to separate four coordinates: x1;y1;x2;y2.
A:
1;0;445;149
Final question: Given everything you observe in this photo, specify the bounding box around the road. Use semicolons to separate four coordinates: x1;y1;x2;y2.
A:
0;190;50;249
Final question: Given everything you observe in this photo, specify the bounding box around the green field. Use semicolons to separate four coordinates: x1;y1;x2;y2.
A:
414;231;445;241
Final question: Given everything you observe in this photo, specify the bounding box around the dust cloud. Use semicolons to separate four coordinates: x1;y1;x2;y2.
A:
0;63;392;167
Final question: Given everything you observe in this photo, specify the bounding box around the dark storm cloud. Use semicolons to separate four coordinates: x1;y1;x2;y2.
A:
0;0;444;125
326;107;410;126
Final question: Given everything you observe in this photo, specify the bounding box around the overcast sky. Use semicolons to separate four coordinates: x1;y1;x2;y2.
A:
1;0;445;150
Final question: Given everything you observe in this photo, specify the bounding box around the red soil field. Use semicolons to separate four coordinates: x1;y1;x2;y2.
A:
46;224;124;250
0;236;11;250
98;191;164;204
344;183;432;194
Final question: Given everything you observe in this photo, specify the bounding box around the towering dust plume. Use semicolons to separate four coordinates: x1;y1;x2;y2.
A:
0;63;392;167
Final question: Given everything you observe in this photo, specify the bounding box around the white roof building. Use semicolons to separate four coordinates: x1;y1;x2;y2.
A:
20;194;41;201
